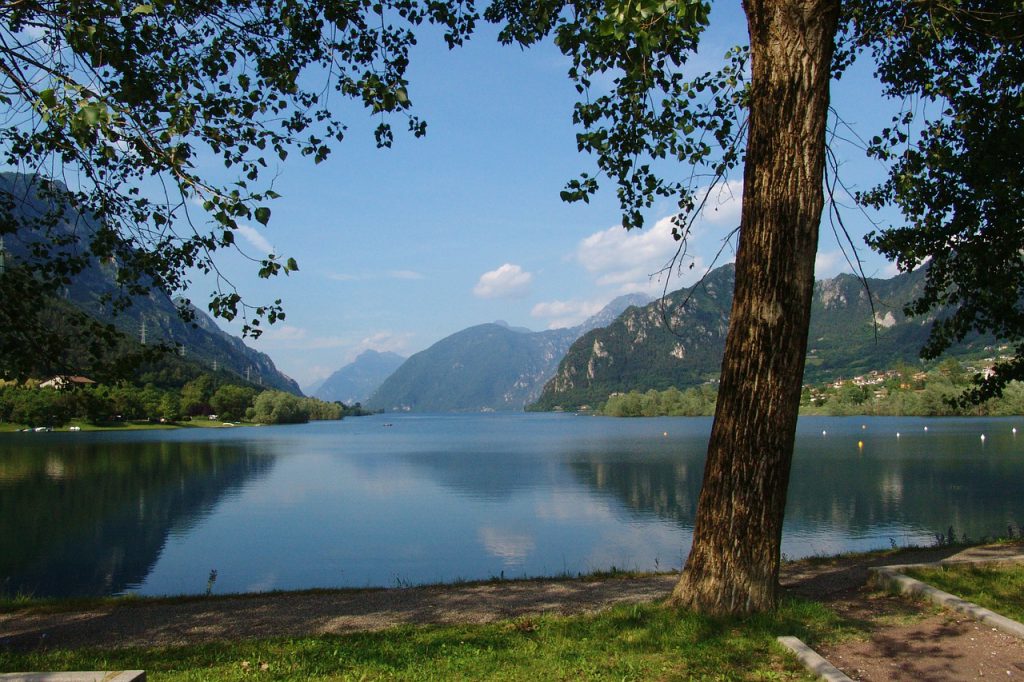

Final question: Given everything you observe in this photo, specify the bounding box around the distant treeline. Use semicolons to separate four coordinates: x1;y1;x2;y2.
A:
0;373;368;428
602;385;718;417
599;360;1024;417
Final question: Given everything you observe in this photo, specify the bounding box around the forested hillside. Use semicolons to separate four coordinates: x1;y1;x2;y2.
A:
0;173;300;394
532;264;991;411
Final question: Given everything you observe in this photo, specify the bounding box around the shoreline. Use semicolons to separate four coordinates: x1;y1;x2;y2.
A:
2;542;1021;652
4;411;1024;433
3;543;1022;682
3;541;1017;617
0;419;267;433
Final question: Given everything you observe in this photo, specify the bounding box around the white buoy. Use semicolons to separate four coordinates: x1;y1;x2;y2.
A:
896;432;900;438
862;424;867;430
663;432;668;437
822;430;827;436
981;434;986;442
924;426;928;432
1014;427;1018;435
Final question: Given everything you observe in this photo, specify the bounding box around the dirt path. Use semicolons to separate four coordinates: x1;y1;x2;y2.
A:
2;543;1023;680
818;602;1024;681
0;575;679;651
805;544;1024;681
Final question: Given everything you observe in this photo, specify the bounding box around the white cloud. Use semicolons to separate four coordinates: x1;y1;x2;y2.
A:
304;364;340;386
261;330;416;391
235;224;275;255
814;250;845;279
530;298;607;329
694;180;744;227
325;270;424;282
258;325;307;342
879;260;901;278
349;331;414;360
255;325;349;350
814;250;898;280
472;263;533;299
575;217;706;295
576;217;673;277
571;182;742;295
20;24;48;40
255;327;414;372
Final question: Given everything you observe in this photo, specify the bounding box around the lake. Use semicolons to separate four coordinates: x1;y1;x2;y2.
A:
1;413;1022;598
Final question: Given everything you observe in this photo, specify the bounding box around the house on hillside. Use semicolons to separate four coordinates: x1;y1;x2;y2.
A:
39;375;96;389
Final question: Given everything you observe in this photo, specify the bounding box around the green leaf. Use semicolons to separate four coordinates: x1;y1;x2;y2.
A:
286;257;299;272
254;207;271;225
38;89;57;109
131;4;154;14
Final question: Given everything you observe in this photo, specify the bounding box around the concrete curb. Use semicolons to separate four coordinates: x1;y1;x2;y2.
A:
869;555;1024;641
781;553;1024;680
776;636;854;682
0;673;145;682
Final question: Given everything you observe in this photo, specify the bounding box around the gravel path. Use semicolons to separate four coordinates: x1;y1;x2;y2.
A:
2;542;1023;680
0;575;679;651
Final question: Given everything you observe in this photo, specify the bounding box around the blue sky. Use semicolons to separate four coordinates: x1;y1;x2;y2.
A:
191;4;902;391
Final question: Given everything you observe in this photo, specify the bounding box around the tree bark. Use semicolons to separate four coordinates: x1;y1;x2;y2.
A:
670;0;839;615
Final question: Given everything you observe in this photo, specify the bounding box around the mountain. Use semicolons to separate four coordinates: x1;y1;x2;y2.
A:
313;350;406;404
172;302;302;394
0;173;301;394
532;263;991;411
365;293;649;412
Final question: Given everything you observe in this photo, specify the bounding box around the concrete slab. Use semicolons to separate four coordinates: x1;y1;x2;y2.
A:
776;636;853;682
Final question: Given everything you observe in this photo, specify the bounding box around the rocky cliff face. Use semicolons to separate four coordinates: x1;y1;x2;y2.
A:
531;263;979;411
532;266;736;411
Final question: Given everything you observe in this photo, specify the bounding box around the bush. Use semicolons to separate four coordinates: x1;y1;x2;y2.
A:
251;390;309;424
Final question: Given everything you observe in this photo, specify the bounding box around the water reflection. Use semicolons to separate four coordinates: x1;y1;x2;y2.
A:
567;421;1024;552
1;415;1022;598
0;438;273;597
786;448;1023;540
569;460;701;526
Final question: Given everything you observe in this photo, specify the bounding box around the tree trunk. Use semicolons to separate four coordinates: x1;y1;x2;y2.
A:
670;0;839;615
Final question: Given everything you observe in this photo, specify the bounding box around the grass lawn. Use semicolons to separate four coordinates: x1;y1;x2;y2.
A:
0;599;841;681
905;562;1024;623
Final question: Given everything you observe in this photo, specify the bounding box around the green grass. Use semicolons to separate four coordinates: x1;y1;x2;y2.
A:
0;599;841;681
905;562;1024;623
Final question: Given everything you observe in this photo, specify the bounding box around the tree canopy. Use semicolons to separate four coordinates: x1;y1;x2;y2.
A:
0;0;474;378
841;1;1024;404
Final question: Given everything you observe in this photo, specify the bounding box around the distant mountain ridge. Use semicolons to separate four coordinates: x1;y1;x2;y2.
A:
365;294;649;412
1;173;301;394
313;350;406;404
531;263;991;411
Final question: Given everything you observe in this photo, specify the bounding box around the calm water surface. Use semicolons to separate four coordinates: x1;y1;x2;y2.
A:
1;413;1022;597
